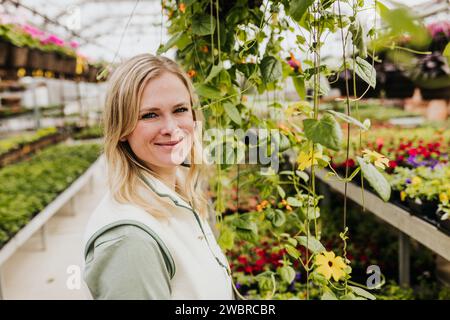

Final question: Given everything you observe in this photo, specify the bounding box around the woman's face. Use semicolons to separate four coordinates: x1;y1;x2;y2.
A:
125;72;195;170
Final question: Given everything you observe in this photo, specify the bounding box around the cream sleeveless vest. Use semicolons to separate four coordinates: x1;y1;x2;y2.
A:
82;166;233;300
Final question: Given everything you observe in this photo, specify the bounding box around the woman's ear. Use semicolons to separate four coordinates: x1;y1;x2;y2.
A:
119;135;128;142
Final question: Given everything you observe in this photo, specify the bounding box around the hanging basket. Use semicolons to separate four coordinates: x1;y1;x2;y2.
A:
63;56;77;76
88;65;99;82
27;49;45;70
42;51;57;72
383;70;416;99
9;45;29;68
54;53;67;75
0;40;9;67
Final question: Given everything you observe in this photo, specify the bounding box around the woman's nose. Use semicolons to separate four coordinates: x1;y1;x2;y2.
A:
160;115;178;135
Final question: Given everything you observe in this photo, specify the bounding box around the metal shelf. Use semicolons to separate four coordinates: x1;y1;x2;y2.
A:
315;169;450;261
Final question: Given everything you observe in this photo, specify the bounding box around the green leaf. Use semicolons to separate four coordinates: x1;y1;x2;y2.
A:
321;287;338;300
356;157;391;202
295;170;309;182
444;43;450;57
303;114;343;151
287;197;303;207
349;285;376;300
157;32;187;54
217;226;235;250
295;236;325;253
223;102;242;125
276;185;285;199
292;75;306;100
194;84;222;99
350;56;376;88
326;110;369;131
192;14;216;36
278;266;296;284
285;244;301;260
260;56;282;84
205;64;224;83
289;0;314;22
349;20;367;59
272;209;286;227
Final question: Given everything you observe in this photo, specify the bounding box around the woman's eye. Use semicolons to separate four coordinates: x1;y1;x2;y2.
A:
175;107;189;113
141;112;157;119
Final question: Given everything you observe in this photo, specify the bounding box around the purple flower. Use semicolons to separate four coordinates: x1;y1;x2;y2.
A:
235;283;241;289
406;178;412;184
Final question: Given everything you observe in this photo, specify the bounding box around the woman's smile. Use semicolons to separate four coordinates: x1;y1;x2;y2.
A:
154;137;184;151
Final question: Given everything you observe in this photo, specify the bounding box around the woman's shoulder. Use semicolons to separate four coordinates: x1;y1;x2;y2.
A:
83;224;173;299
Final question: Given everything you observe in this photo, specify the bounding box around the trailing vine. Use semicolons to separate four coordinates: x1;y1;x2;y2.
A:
157;0;425;300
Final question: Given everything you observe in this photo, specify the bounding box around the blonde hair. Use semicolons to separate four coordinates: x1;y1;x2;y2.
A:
103;54;209;218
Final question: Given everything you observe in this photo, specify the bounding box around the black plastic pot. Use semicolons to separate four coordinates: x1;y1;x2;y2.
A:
383;71;416;99
436;211;450;236
406;197;439;225
420;86;450;100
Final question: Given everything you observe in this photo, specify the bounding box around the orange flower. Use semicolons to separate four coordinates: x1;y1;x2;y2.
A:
179;2;186;13
241;95;248;102
256;205;263;212
201;45;209;53
187;69;196;78
286;205;293;211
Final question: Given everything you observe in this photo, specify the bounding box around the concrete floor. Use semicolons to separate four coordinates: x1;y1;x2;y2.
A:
0;158;107;300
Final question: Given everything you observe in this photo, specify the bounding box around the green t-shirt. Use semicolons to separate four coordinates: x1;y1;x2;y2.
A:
84;225;172;299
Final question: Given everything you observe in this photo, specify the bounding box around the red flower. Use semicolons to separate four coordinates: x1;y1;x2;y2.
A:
244;266;253;274
408;148;418;156
343;159;355;168
255;258;266;267
237;255;248;265
389;160;398;168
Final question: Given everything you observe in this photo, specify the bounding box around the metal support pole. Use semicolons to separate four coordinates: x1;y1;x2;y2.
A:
399;231;411;287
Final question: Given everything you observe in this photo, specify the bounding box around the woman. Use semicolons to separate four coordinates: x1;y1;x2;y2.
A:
82;54;234;300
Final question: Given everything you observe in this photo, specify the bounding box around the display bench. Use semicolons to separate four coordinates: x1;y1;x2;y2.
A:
314;169;450;286
0;155;104;299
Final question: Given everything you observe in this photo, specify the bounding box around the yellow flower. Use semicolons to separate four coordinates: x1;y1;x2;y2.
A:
17;68;26;77
440;192;449;204
362;149;390;169
411;176;422;185
315;251;348;282
297;150;319;171
400;191;407;202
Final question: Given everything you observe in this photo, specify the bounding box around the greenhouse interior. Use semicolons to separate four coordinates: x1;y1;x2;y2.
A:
0;0;449;301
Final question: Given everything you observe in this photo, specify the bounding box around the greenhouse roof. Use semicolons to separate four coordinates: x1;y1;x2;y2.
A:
0;0;446;63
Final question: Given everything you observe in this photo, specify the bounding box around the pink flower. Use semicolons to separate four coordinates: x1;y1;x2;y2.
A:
69;40;79;49
427;21;450;38
41;34;65;47
22;24;45;39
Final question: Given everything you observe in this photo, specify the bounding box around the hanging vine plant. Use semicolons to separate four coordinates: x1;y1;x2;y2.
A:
156;0;424;300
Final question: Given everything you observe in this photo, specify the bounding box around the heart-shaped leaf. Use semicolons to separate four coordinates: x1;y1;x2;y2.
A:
349;56;376;88
260;56;282;84
357;156;391;201
303;114;343;151
278;266;296;284
326;110;369;131
192;14;216;36
289;0;314;22
295;236;325;253
223;102;242;125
